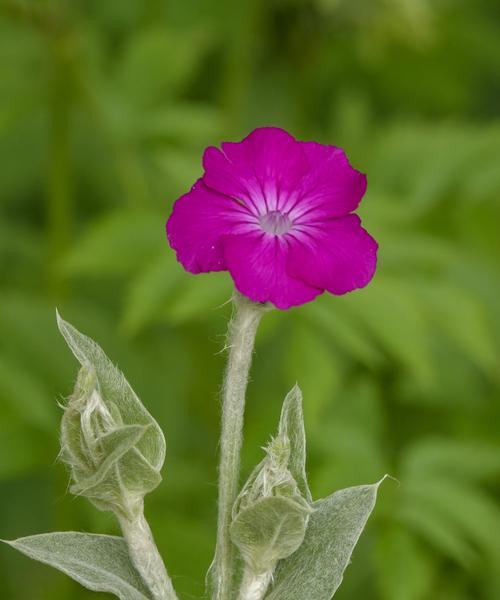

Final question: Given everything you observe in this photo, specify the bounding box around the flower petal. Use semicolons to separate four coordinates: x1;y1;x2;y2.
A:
283;142;367;220
166;180;257;274
287;215;378;295
222;232;322;309
202;127;307;214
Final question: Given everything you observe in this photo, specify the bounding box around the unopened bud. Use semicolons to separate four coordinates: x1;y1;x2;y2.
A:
231;434;312;577
233;434;310;517
230;386;313;581
57;313;165;520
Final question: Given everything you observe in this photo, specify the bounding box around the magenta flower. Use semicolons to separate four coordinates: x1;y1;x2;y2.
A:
166;127;377;310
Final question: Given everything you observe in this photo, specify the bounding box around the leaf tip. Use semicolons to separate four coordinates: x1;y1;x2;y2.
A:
283;383;303;411
55;308;67;336
375;473;398;489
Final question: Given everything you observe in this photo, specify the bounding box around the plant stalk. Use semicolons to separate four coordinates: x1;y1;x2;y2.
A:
119;509;178;600
212;293;270;600
239;569;273;600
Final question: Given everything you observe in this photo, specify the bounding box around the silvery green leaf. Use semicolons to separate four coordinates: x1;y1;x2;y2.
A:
266;479;385;600
2;532;152;600
278;385;311;503
56;311;165;470
231;496;311;574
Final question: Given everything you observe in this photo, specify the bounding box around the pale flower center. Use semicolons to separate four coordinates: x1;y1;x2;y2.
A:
259;210;292;235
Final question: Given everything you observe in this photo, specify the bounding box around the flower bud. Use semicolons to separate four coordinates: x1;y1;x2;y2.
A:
230;432;313;577
230;386;313;580
57;313;165;520
233;434;311;516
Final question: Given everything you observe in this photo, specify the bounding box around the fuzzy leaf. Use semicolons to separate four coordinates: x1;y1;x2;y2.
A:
266;479;384;600
2;532;152;600
278;385;312;503
231;496;311;574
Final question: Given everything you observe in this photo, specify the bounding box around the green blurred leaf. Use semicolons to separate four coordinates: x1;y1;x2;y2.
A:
139;104;222;146
0;353;57;432
405;478;500;565
418;282;498;375
164;273;232;324
304;301;381;368
402;438;500;483
375;526;434;600
122;253;184;335
283;321;341;425
0;422;49;479
62;212;164;276
312;422;386;495
115;27;212;106
397;502;477;569
342;276;435;387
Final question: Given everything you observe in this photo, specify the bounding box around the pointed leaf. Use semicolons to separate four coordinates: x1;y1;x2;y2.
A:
266;480;384;600
2;532;152;600
278;385;312;503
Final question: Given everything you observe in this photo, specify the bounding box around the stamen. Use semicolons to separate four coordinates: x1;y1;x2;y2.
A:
259;210;292;235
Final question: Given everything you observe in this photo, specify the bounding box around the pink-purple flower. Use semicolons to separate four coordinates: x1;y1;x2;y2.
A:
166;127;377;309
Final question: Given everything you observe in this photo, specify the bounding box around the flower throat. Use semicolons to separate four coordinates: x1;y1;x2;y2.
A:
259;210;292;235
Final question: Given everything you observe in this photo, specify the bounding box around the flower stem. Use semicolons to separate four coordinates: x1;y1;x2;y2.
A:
239;570;273;600
119;508;178;600
212;293;271;600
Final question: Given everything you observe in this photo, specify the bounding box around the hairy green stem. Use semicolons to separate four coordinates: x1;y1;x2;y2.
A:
119;508;178;600
212;293;270;600
239;569;273;600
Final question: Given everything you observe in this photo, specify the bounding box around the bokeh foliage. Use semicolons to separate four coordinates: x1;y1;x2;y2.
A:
0;0;499;598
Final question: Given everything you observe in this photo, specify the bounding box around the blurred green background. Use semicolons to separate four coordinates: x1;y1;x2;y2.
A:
0;0;499;598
